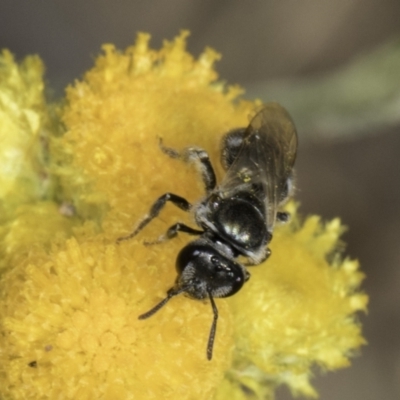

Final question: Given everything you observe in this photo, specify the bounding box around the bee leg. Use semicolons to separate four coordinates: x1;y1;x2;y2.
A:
185;147;216;194
277;211;290;223
159;138;216;194
144;223;203;245
116;193;192;244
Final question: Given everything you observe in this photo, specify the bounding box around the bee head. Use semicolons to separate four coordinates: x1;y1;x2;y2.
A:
175;238;249;300
138;237;249;361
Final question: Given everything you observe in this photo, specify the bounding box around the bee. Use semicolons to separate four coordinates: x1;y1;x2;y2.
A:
117;102;298;360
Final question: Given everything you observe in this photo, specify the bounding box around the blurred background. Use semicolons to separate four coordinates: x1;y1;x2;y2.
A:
1;1;399;399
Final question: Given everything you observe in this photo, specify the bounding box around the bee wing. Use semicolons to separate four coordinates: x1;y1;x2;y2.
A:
218;103;298;231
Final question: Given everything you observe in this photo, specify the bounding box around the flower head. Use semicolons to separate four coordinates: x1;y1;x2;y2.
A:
0;32;367;399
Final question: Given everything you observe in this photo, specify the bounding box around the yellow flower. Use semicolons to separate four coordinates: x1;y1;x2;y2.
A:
0;50;70;270
0;32;367;399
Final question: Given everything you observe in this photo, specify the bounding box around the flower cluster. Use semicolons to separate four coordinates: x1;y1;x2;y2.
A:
0;32;367;399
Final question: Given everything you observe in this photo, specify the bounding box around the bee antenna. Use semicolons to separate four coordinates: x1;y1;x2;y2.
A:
138;286;186;320
206;291;219;361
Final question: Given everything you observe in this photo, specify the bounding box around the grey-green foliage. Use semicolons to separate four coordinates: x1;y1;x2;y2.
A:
246;39;400;141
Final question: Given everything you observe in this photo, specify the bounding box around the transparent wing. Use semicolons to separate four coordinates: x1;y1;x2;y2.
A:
218;102;298;231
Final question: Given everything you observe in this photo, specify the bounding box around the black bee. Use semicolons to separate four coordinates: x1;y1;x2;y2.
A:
117;102;298;360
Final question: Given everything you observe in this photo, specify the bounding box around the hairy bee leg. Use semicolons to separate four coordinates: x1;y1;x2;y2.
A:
116;193;192;244
144;223;204;245
186;148;216;194
159;138;217;194
207;291;219;361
